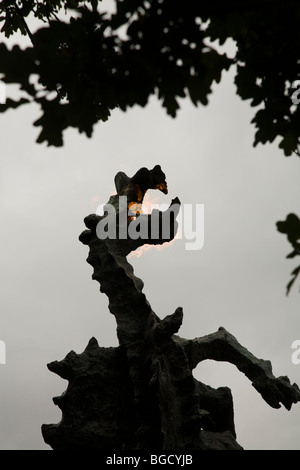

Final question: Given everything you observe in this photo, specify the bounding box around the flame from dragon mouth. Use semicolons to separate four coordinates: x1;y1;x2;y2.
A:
90;194;102;207
128;187;168;217
127;188;177;259
128;238;176;259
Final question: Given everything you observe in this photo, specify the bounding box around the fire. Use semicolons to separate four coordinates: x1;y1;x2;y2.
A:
128;238;176;259
93;186;178;259
127;188;178;259
90;194;102;207
127;189;166;219
141;189;167;214
128;201;143;220
128;244;154;258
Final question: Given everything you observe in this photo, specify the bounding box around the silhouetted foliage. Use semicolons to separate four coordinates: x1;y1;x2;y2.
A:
277;214;300;294
0;0;299;291
1;0;300;153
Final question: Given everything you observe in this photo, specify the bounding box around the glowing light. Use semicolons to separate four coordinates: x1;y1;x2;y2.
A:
127;189;176;258
128;237;176;259
91;194;102;207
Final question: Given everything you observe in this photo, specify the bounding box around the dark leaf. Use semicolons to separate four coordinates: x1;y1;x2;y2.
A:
279;133;300;157
286;265;300;295
276;213;300;241
0;96;29;112
162;94;180;117
33;98;67;147
187;75;209;106
287;249;300;259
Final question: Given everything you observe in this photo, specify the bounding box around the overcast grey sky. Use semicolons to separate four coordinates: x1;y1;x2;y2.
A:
1;10;300;449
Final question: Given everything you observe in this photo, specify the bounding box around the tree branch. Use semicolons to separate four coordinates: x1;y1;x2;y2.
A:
14;3;34;45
